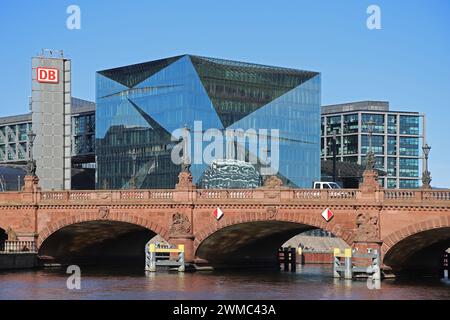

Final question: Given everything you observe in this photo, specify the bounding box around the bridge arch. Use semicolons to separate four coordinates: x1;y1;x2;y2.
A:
382;217;450;274
38;212;169;265
194;211;349;268
0;227;6;250
38;212;169;247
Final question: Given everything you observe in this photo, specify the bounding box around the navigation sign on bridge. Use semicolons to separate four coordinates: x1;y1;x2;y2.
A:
321;208;334;222
214;207;224;220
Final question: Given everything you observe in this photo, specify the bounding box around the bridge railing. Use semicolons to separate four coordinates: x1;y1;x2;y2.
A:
383;189;450;201
293;189;358;200
0;241;37;253
2;187;449;204
196;190;254;200
39;190;175;202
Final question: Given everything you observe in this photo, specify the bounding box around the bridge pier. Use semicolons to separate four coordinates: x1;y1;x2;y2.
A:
168;235;195;263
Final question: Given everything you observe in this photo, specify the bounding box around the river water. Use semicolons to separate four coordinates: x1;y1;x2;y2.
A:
0;265;449;300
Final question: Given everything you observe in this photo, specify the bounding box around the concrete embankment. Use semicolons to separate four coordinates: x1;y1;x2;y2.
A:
0;253;39;270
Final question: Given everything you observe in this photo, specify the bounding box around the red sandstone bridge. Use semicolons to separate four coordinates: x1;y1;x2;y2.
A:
1;169;449;274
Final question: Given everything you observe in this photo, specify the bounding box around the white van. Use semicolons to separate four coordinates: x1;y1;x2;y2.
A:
313;181;341;189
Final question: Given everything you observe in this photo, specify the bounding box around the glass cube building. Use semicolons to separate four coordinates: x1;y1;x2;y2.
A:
96;55;321;189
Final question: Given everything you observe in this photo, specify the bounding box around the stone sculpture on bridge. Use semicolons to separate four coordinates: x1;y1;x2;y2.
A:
169;213;192;236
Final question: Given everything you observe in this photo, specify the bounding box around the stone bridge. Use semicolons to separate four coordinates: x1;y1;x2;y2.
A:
0;170;449;274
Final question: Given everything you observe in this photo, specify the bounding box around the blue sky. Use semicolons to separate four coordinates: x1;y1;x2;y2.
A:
1;0;449;186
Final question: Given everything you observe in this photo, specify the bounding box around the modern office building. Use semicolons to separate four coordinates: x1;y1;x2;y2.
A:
0;97;95;190
96;55;321;189
0;97;95;165
321;101;423;189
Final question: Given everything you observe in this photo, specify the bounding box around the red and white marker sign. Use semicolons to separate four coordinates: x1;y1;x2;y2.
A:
213;207;224;220
321;208;334;222
37;67;59;84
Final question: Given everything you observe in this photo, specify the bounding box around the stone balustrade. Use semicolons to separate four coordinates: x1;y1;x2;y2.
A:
1;187;449;205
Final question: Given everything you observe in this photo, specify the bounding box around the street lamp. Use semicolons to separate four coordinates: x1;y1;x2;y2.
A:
181;124;191;173
129;149;138;189
422;143;432;189
365;117;376;170
332;130;338;182
26;130;36;176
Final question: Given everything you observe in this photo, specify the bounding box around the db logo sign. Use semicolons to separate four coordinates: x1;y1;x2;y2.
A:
37;67;59;84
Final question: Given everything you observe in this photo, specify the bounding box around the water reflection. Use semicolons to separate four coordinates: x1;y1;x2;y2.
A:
0;265;449;300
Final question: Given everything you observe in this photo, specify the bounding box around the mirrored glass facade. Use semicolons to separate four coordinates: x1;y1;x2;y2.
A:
96;55;321;189
321;101;423;189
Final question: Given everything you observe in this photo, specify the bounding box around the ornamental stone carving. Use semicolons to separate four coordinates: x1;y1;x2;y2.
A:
169;213;192;236
175;171;196;190
354;212;380;242
6;227;17;241
263;176;284;188
99;206;110;220
266;206;278;219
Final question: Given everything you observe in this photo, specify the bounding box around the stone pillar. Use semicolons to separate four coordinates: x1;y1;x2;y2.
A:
169;170;196;263
22;175;40;193
352;241;382;267
21;175;40;203
352;210;382;268
168;234;195;263
167;210;195;264
358;169;382;201
174;171;196;201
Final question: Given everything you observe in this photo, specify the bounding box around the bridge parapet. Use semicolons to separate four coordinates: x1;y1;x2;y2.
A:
383;189;450;202
1;187;449;206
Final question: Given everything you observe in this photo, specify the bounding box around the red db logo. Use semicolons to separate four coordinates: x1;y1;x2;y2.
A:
37;67;59;83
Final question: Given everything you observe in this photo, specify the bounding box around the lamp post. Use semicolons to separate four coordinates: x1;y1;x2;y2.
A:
365;117;376;171
26;130;36;176
332;130;338;182
130;149;138;189
422;143;432;189
181;124;191;173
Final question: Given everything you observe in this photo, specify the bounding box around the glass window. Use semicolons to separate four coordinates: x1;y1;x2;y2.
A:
387;157;397;177
399;137;419;156
0;145;5;161
7;144;16;160
399;115;419;135
18;124;27;141
321;138;325;157
361;135;384;155
399;158;419;178
362;114;384;133
343;114;358;134
18;143;26;160
343;135;358;155
326;136;341;156
399;179;419;189
387;115;397;134
387;136;397;155
387;178;397;189
7;126;16;143
0;127;4;144
321;117;325;136
326;116;341;135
